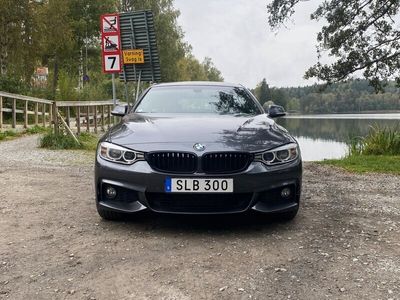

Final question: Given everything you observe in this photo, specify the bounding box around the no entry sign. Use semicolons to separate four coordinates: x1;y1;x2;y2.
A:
101;14;122;73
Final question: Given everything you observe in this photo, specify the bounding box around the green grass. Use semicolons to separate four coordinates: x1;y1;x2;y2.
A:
321;155;400;175
348;124;400;156
39;132;98;151
25;125;49;135
0;125;49;141
0;130;18;141
322;124;400;175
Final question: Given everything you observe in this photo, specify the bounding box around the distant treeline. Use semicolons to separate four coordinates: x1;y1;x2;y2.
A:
252;79;400;114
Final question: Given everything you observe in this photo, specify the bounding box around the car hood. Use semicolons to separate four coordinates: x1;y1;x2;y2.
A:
107;113;295;152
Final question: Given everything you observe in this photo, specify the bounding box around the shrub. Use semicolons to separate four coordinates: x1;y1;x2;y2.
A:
348;124;400;156
0;75;29;94
39;131;98;150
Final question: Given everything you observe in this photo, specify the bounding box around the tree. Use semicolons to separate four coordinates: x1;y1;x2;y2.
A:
0;0;223;98
0;0;43;81
267;0;400;91
41;0;115;97
202;57;223;81
253;78;270;105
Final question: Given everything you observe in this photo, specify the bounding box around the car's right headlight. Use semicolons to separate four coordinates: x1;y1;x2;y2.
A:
98;142;144;165
254;143;299;166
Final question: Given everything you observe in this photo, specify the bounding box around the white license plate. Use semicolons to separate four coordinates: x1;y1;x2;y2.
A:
165;178;233;193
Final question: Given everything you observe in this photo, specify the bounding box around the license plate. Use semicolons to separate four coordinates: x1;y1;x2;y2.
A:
165;178;233;193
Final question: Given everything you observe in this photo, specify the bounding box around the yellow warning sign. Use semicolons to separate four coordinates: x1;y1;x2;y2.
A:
122;49;145;64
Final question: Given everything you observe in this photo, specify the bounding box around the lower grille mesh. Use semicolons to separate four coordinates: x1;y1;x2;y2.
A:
146;192;253;213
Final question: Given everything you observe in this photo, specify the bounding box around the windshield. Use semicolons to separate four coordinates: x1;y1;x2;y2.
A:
135;86;262;115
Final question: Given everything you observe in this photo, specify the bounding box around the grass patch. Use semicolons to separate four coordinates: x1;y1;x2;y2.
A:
321;155;400;175
39;132;98;151
0;130;18;141
348;124;400;155
25;125;49;135
322;124;400;175
0;125;50;141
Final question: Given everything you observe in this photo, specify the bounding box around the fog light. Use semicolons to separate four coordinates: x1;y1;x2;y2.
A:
281;187;291;198
105;186;117;199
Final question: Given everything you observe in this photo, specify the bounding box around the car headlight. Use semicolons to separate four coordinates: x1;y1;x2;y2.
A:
98;142;145;165
255;143;299;165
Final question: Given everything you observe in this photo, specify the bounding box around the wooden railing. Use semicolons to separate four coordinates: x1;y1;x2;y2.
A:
0;91;118;133
0;91;53;130
55;100;116;134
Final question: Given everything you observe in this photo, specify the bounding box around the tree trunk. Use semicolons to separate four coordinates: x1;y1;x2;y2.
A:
0;39;8;76
52;56;59;99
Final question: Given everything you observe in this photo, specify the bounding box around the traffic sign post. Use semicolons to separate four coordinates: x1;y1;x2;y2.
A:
101;14;122;74
101;11;161;105
101;13;122;107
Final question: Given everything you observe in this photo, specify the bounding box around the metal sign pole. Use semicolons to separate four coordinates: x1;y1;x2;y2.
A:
122;65;130;106
112;73;117;107
135;70;142;103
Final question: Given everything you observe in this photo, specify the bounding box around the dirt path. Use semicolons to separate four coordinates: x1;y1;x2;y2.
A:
0;136;399;300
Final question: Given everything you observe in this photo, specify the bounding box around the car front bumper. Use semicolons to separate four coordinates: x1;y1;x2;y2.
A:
95;155;302;215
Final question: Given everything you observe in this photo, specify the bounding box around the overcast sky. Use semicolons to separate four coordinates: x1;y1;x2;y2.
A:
174;0;323;88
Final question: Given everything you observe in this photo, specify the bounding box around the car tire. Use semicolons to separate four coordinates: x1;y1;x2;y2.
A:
96;205;126;221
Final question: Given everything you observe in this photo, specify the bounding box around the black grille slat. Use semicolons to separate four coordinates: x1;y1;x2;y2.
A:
147;152;197;173
202;152;252;174
147;151;252;174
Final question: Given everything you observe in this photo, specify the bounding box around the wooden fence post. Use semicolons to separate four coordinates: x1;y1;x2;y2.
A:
66;107;70;127
42;104;46;127
108;105;111;128
24;101;28;128
86;106;90;132
12;98;16;128
49;104;53;126
52;102;58;134
101;105;105;131
77;106;81;134
35;103;39;125
94;105;98;133
0;96;2;130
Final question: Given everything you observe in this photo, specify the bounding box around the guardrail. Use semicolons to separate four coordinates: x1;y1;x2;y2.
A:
0;91;117;134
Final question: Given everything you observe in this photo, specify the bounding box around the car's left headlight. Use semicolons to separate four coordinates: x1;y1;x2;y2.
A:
254;143;299;166
98;142;145;165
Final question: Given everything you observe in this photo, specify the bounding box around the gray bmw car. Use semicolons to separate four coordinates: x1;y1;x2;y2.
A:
95;82;302;220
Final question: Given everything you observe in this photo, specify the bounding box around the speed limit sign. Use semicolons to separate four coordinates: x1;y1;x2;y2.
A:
103;54;121;73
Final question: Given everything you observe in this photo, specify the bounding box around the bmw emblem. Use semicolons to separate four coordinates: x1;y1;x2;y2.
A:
193;143;205;151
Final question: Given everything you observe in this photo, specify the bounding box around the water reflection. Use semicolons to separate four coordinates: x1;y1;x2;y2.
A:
295;137;347;161
277;114;400;161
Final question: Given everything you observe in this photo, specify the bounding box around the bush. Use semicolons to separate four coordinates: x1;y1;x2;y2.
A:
25;125;49;135
56;71;78;101
0;130;18;141
39;132;98;150
0;75;29;94
0;126;48;141
348;124;400;156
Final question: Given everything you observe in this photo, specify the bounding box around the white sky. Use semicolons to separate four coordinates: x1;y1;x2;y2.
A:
174;0;323;88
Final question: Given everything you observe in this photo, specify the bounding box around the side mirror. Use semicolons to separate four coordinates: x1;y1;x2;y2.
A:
267;105;286;118
111;104;128;117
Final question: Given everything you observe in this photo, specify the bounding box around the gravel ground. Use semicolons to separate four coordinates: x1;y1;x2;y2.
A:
0;135;399;300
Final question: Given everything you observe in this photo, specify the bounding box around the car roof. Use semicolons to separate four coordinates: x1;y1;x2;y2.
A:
151;81;243;88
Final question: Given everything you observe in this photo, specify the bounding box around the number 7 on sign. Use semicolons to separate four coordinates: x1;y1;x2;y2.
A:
104;54;121;73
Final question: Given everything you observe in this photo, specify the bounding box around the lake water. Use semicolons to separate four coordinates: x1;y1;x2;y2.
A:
277;113;400;161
